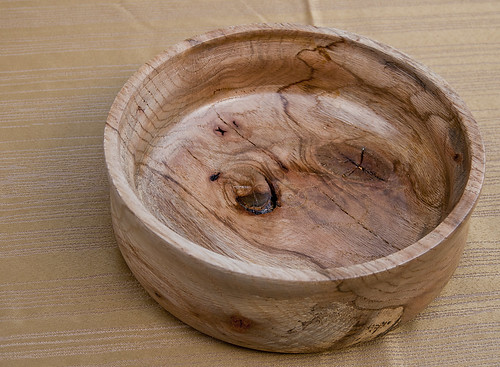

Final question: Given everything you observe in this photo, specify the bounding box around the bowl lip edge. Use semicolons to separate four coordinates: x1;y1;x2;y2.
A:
103;22;486;283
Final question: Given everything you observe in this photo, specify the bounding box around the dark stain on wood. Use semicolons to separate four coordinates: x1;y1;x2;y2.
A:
215;126;227;136
230;315;252;332
209;172;221;181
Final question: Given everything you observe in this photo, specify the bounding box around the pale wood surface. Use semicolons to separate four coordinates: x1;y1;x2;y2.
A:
104;24;484;352
1;0;499;365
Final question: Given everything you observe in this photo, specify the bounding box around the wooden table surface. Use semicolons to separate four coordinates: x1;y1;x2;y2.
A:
1;1;499;366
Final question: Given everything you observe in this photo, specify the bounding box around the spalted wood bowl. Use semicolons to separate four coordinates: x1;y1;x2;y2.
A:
104;24;485;352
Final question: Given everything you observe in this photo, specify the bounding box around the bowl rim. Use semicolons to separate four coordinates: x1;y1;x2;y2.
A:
104;23;486;282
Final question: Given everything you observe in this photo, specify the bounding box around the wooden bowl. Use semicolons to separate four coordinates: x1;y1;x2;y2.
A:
104;24;485;352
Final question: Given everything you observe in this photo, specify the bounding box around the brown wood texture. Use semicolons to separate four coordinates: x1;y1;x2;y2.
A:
104;24;485;352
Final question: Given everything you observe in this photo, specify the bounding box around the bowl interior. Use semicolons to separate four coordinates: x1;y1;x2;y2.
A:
116;29;470;271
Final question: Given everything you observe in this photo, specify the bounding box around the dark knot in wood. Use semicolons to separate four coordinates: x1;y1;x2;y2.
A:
235;177;278;215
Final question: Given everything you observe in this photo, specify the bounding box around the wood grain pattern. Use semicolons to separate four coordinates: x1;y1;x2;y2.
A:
2;0;499;365
104;24;484;352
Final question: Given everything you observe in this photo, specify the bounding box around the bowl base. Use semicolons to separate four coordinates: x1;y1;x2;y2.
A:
135;87;446;270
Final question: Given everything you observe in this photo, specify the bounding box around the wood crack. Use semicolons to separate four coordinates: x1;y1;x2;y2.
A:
321;190;398;251
341;147;386;182
277;40;342;129
215;109;257;146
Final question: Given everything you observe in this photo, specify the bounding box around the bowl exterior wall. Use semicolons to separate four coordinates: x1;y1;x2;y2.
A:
109;185;469;352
